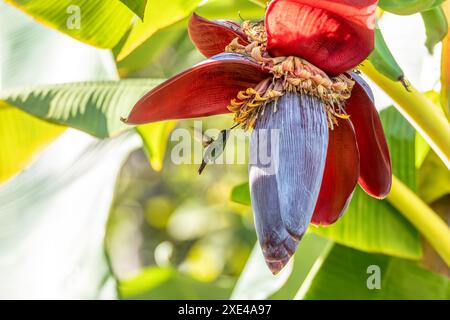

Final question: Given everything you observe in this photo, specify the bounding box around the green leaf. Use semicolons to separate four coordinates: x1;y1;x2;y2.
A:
196;0;265;20
137;120;177;171
117;0;203;60
421;6;448;54
116;0;265;77
269;233;330;299
119;0;148;20
231;233;330;300
230;107;422;259
247;0;267;8
0;131;140;298
298;244;450;300
230;242;294;300
4;0;134;49
312;187;421;259
0;106;64;183
0;2;118;183
378;0;437;15
416;132;431;168
0;79;163;139
230;182;251;206
117;20;188;77
119;266;233;299
419;151;450;203
380;107;417;188
0;2;119;89
416;92;450;203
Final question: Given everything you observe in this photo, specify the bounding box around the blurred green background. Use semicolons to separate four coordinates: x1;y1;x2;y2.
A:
0;0;449;300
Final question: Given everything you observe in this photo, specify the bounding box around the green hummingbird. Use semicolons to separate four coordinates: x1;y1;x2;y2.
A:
198;128;232;175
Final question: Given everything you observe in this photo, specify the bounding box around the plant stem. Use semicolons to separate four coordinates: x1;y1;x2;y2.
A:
387;176;450;267
441;2;450;120
361;62;450;170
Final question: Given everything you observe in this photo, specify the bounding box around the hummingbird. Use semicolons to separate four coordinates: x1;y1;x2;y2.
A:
197;128;232;175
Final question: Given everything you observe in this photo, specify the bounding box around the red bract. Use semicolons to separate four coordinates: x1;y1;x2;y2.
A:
266;0;378;75
124;4;391;274
346;73;392;199
188;13;249;58
126;53;267;124
312;119;360;226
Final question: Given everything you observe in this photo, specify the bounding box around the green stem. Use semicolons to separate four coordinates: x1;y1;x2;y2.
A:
387;176;450;267
361;62;450;170
441;2;450;120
